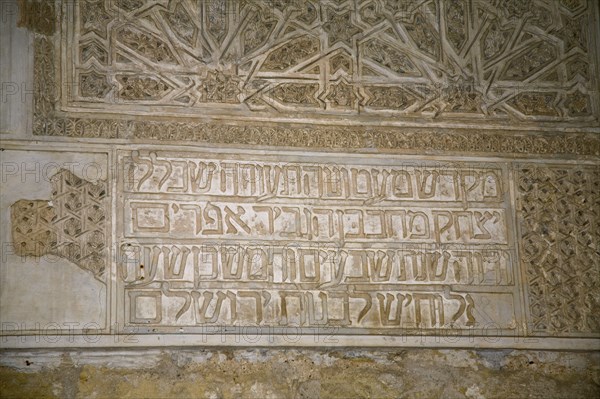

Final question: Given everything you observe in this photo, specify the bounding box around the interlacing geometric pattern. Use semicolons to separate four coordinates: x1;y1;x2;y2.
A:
26;0;600;149
10;169;108;282
517;165;600;334
67;0;598;121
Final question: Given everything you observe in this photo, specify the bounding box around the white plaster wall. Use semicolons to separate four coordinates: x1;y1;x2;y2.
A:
0;0;33;137
0;150;107;331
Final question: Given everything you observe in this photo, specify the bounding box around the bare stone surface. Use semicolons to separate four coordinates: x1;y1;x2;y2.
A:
0;0;32;136
1;349;599;398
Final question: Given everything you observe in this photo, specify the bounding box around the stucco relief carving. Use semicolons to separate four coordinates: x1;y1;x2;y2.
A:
517;165;600;335
116;151;519;331
4;1;600;349
2;145;599;346
65;0;599;119
25;0;600;151
10;169;108;282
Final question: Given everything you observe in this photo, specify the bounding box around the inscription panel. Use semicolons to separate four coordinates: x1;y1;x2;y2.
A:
1;142;598;348
116;151;520;334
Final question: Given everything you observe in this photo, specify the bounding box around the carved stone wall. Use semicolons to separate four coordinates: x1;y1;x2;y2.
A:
1;143;598;348
2;0;599;351
2;2;600;396
4;2;600;398
517;165;600;335
27;0;600;154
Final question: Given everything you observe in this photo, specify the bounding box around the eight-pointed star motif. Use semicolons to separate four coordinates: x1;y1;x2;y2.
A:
323;9;361;46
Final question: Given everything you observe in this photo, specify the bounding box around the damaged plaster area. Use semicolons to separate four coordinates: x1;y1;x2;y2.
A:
10;169;108;282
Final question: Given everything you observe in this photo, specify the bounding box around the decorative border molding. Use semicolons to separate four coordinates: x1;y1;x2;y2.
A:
28;2;600;157
17;0;55;35
2;334;600;350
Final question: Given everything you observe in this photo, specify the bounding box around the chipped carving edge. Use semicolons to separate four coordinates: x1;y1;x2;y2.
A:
17;0;55;35
10;169;108;283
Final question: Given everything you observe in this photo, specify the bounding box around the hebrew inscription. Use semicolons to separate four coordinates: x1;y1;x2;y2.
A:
2;146;598;346
117;151;519;332
3;0;600;349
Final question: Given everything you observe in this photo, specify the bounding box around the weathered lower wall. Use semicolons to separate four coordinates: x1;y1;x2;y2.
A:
2;3;600;399
1;348;599;399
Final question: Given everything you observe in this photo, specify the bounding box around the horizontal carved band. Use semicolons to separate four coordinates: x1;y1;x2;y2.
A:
34;113;600;156
29;1;600;156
